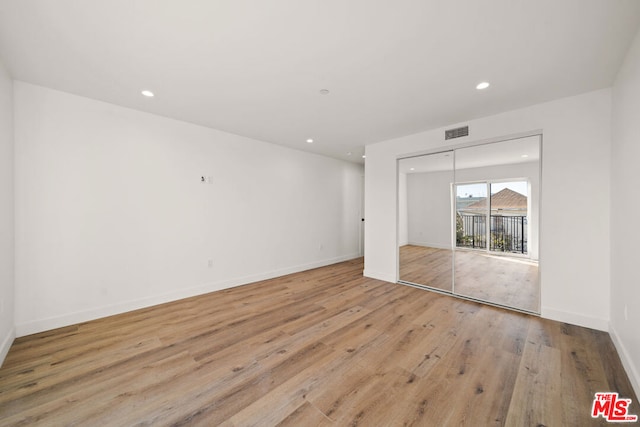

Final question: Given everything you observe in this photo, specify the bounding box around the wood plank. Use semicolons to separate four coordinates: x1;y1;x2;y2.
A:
505;339;562;426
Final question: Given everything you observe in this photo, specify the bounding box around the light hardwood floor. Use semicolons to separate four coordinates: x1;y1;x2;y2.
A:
0;258;636;426
399;245;453;292
399;245;539;312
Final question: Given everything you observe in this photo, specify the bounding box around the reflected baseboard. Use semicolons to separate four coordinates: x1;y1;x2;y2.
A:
406;241;452;250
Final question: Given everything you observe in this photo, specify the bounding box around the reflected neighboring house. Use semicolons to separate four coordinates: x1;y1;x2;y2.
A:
458;188;527;217
455;195;485;212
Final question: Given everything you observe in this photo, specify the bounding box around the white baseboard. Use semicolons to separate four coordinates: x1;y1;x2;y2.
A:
15;253;361;337
407;241;451;250
541;306;609;331
363;269;396;283
0;327;15;367
609;324;640;400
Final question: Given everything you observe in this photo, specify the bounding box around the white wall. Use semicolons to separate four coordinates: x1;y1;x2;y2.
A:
406;170;453;249
0;59;14;365
611;27;640;398
14;82;363;336
365;88;611;331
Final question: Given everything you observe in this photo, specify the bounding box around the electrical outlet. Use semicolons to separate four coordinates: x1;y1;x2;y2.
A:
208;259;213;268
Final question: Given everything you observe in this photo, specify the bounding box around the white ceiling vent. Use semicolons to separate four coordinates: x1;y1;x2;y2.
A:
445;126;469;140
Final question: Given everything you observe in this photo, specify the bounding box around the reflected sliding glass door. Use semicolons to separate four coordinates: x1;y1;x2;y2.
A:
455;181;529;255
455;183;488;251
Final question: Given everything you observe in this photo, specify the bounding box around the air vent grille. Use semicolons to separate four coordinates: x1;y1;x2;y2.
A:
445;126;469;140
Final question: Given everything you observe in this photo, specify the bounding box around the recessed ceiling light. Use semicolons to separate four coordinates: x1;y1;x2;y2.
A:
362;155;366;159
141;90;154;97
306;139;314;144
410;167;415;171
476;82;490;90
521;154;529;158
319;89;330;95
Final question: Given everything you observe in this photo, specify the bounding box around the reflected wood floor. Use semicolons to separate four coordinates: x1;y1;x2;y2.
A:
399;245;453;292
1;258;636;426
399;245;539;312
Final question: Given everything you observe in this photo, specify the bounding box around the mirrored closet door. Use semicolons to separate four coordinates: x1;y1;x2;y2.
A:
453;136;540;312
397;135;541;313
398;151;454;292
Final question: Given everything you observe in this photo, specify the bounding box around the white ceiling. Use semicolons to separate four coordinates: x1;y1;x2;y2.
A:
0;1;639;164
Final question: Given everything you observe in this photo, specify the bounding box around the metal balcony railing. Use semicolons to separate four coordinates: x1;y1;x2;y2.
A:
456;214;527;254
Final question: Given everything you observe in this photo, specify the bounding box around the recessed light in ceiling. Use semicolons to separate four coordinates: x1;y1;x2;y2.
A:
362;155;366;159
319;89;330;95
476;82;490;90
521;154;529;158
306;138;313;144
410;167;415;171
141;90;154;97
